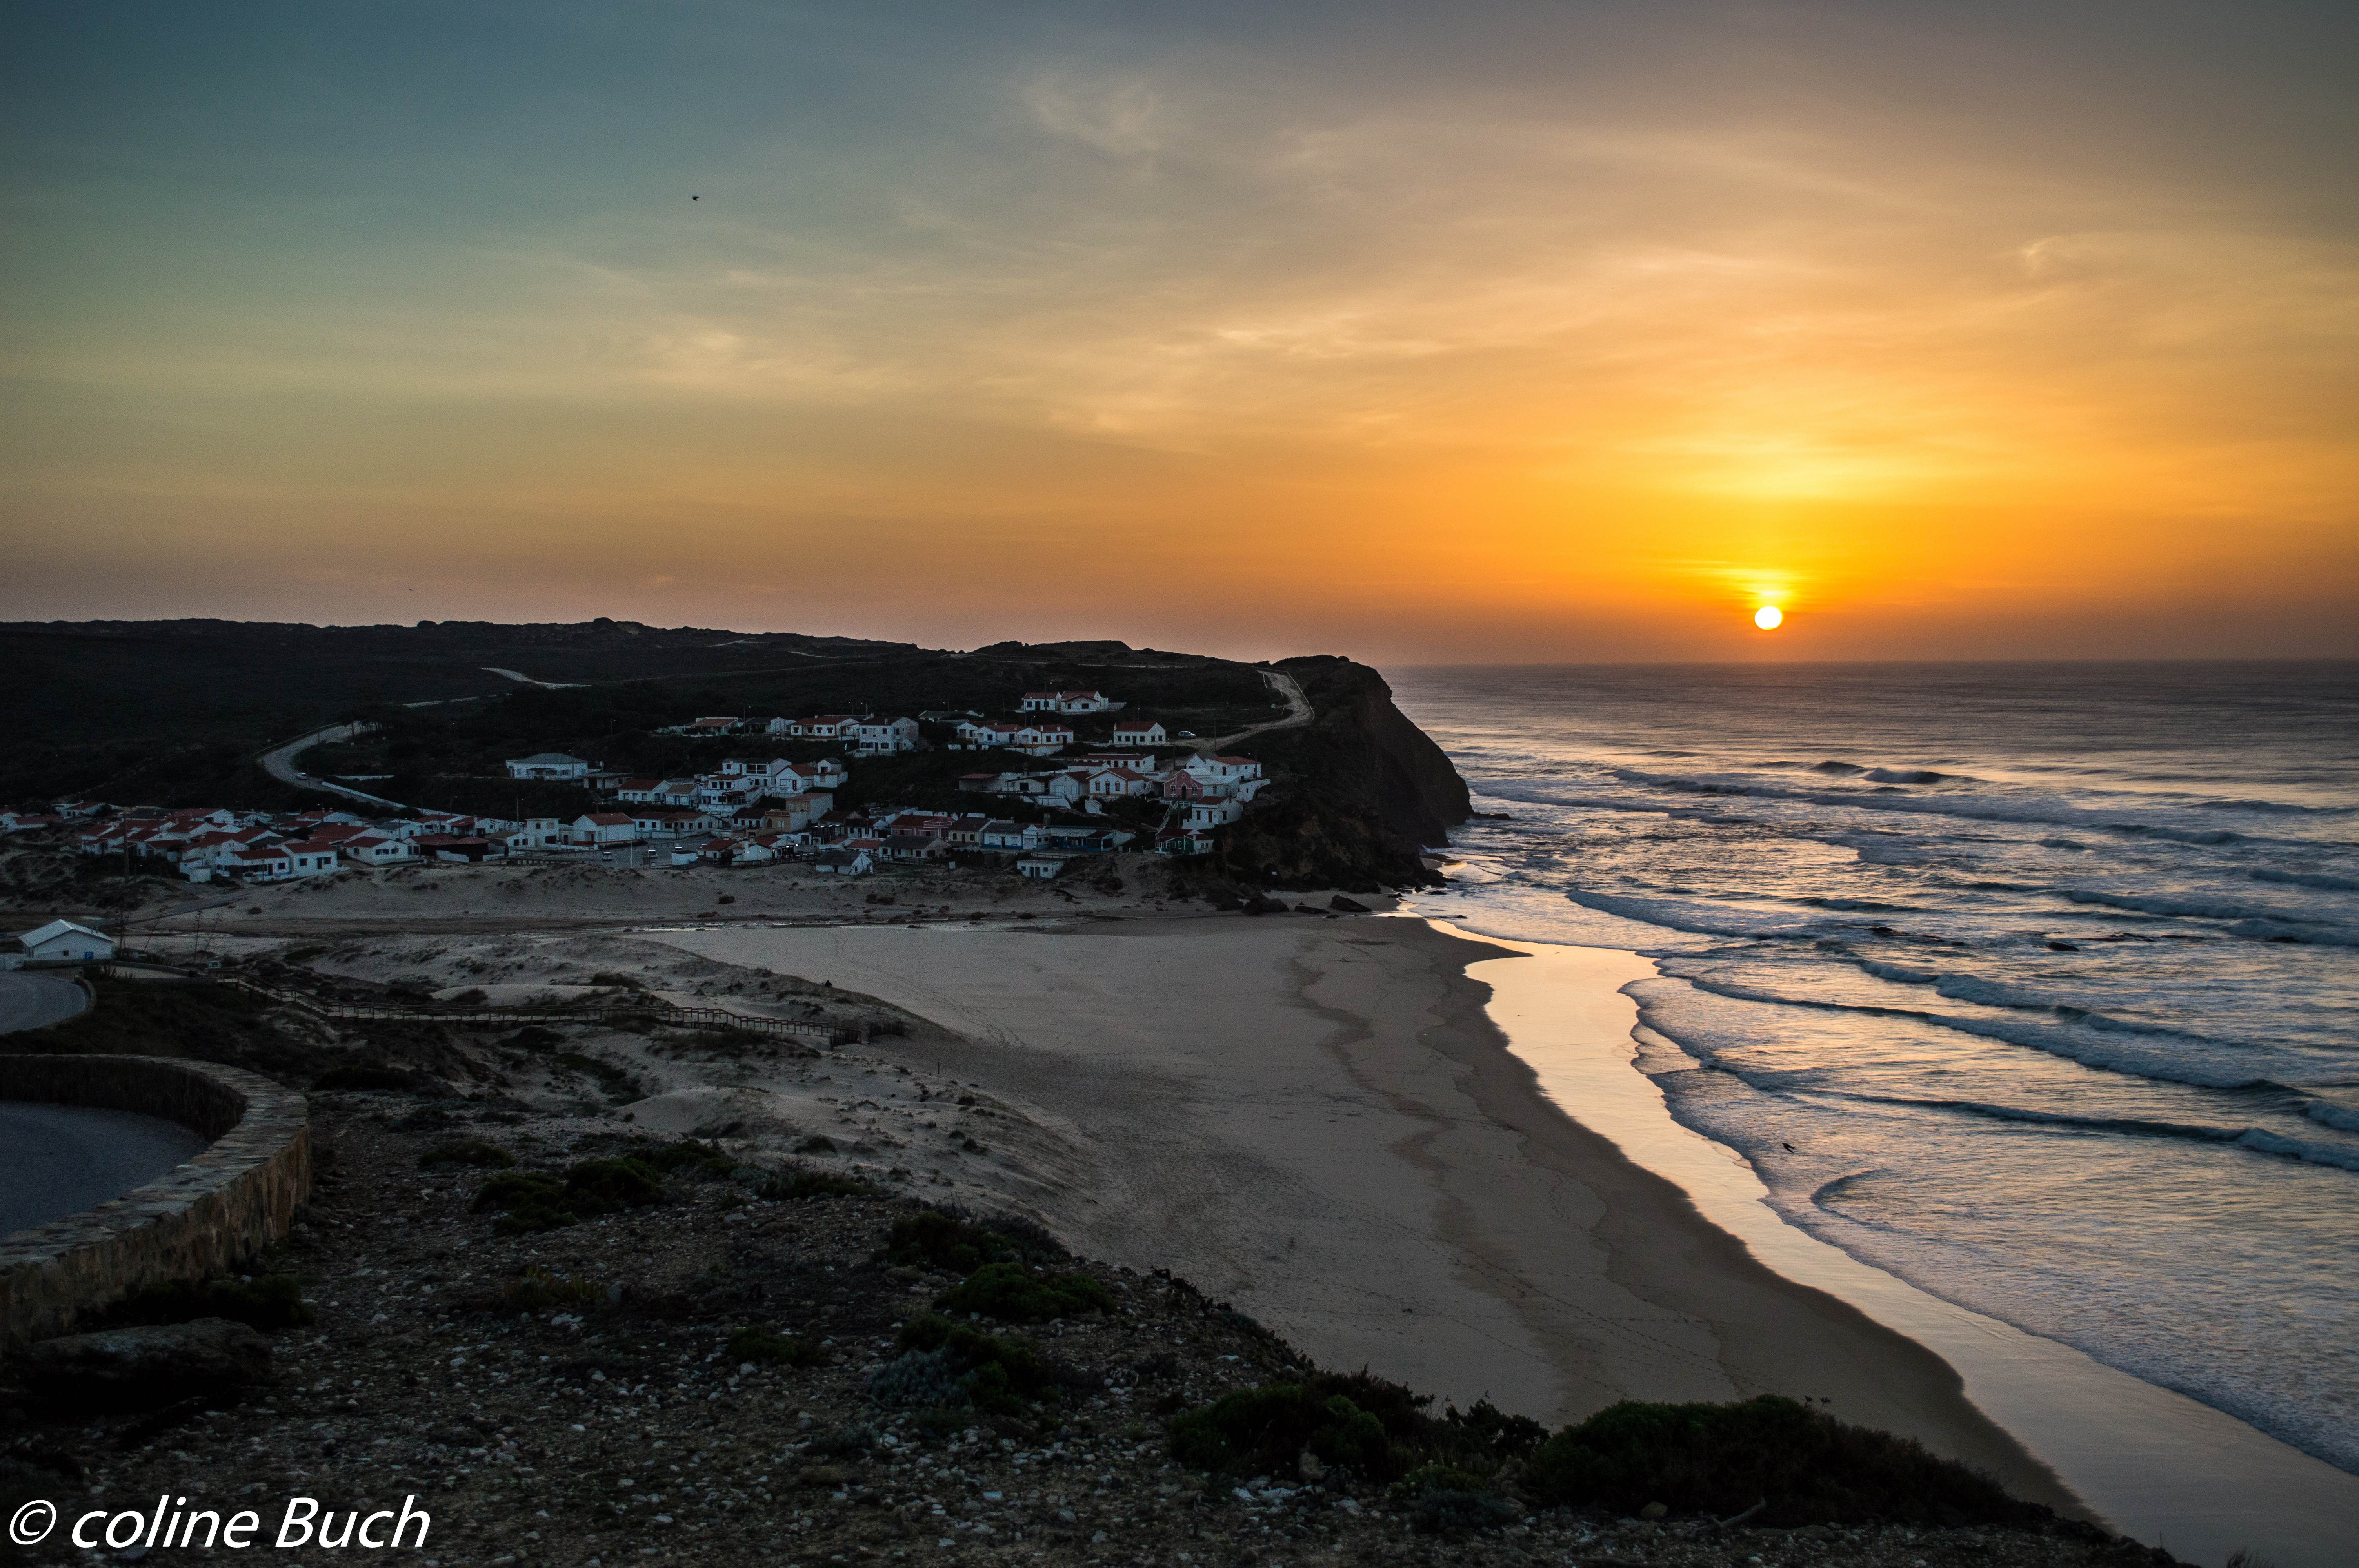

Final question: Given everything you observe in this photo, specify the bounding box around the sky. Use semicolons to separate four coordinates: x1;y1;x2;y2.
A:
3;1;2355;664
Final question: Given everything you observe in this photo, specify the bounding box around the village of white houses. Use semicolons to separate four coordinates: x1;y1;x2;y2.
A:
0;684;1279;936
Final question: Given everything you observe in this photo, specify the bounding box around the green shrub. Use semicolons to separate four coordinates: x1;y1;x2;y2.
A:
869;1347;970;1408
493;1202;577;1235
894;1313;1057;1414
499;1267;601;1311
1395;1463;1490;1496
728;1325;823;1368
933;1262;1111;1323
627;1139;734;1176
1170;1384;1399;1480
883;1212;1011;1272
419;1138;514;1169
99;1274;313;1331
1445;1399;1548;1458
471;1158;664;1233
761;1167;870;1200
558;1157;666;1214
1523;1396;2046;1527
1391;1462;1520;1533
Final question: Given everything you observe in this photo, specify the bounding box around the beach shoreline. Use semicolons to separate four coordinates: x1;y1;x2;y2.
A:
632;909;2079;1513
1455;931;2359;1568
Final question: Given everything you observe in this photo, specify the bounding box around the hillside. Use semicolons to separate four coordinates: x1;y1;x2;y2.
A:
0;622;1470;891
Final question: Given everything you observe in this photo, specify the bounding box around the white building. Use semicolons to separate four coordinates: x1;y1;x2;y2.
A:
1010;724;1074;756
956;719;1022;748
1086;766;1157;799
13;918;116;964
505;753;596;781
978;820;1040;851
1015;851;1071;880
1021;690;1120;714
569;812;639;846
1183;797;1245;830
847;716;922;755
338;832;419;867
1110;720;1167;747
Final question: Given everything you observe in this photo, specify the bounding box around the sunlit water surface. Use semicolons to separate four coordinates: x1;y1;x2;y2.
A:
1391;661;2359;1474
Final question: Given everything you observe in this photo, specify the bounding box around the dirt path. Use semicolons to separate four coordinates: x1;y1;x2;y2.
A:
1195;668;1312;754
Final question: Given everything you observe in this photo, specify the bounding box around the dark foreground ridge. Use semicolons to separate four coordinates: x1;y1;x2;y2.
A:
2;1093;2177;1568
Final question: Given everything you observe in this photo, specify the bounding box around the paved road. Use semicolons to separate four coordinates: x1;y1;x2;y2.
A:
0;1103;208;1237
0;971;89;1033
1197;669;1314;754
257;720;403;808
482;666;583;688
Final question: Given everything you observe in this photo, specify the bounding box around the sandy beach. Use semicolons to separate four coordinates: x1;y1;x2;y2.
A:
122;855;2359;1564
627;910;2077;1513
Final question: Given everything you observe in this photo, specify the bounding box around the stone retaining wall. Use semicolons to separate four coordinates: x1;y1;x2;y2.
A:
0;1056;311;1351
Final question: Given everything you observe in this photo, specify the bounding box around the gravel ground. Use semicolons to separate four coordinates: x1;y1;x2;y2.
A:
0;1096;2182;1568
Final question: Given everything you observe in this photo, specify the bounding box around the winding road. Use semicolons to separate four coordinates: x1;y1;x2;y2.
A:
257;721;402;808
1196;668;1313;754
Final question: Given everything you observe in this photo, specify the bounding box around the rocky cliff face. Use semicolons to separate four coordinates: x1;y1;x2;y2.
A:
1193;657;1470;893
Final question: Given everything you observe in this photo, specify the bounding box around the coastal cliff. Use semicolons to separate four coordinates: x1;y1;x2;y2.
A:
1195;656;1471;892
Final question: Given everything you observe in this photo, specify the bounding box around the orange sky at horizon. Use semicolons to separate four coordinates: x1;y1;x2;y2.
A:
3;3;2354;664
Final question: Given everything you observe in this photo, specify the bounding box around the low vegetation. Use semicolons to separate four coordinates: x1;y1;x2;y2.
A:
1523;1395;2050;1527
92;1273;314;1332
932;1260;1113;1323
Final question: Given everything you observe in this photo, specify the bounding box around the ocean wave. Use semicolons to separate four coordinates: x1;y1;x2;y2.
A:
2064;889;2304;923
2232;1130;2359;1172
1832;1096;2359;1171
1646;971;2292;1091
2251;867;2359;893
2225;919;2359;947
1563;890;1822;939
2104;823;2241;846
1597;764;2292;840
1863;767;1951;784
2306;1100;2359;1133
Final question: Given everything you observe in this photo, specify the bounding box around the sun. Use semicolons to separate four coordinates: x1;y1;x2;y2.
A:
1753;604;1784;630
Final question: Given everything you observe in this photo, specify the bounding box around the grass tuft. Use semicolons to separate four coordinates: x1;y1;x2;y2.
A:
933;1261;1111;1324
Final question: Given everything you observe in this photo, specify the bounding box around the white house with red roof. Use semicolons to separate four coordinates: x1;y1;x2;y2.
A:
1009;723;1074;756
569;811;638;846
1085;767;1157;799
1109;720;1166;747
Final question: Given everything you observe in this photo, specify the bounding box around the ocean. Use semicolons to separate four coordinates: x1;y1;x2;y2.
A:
1390;661;2359;1476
